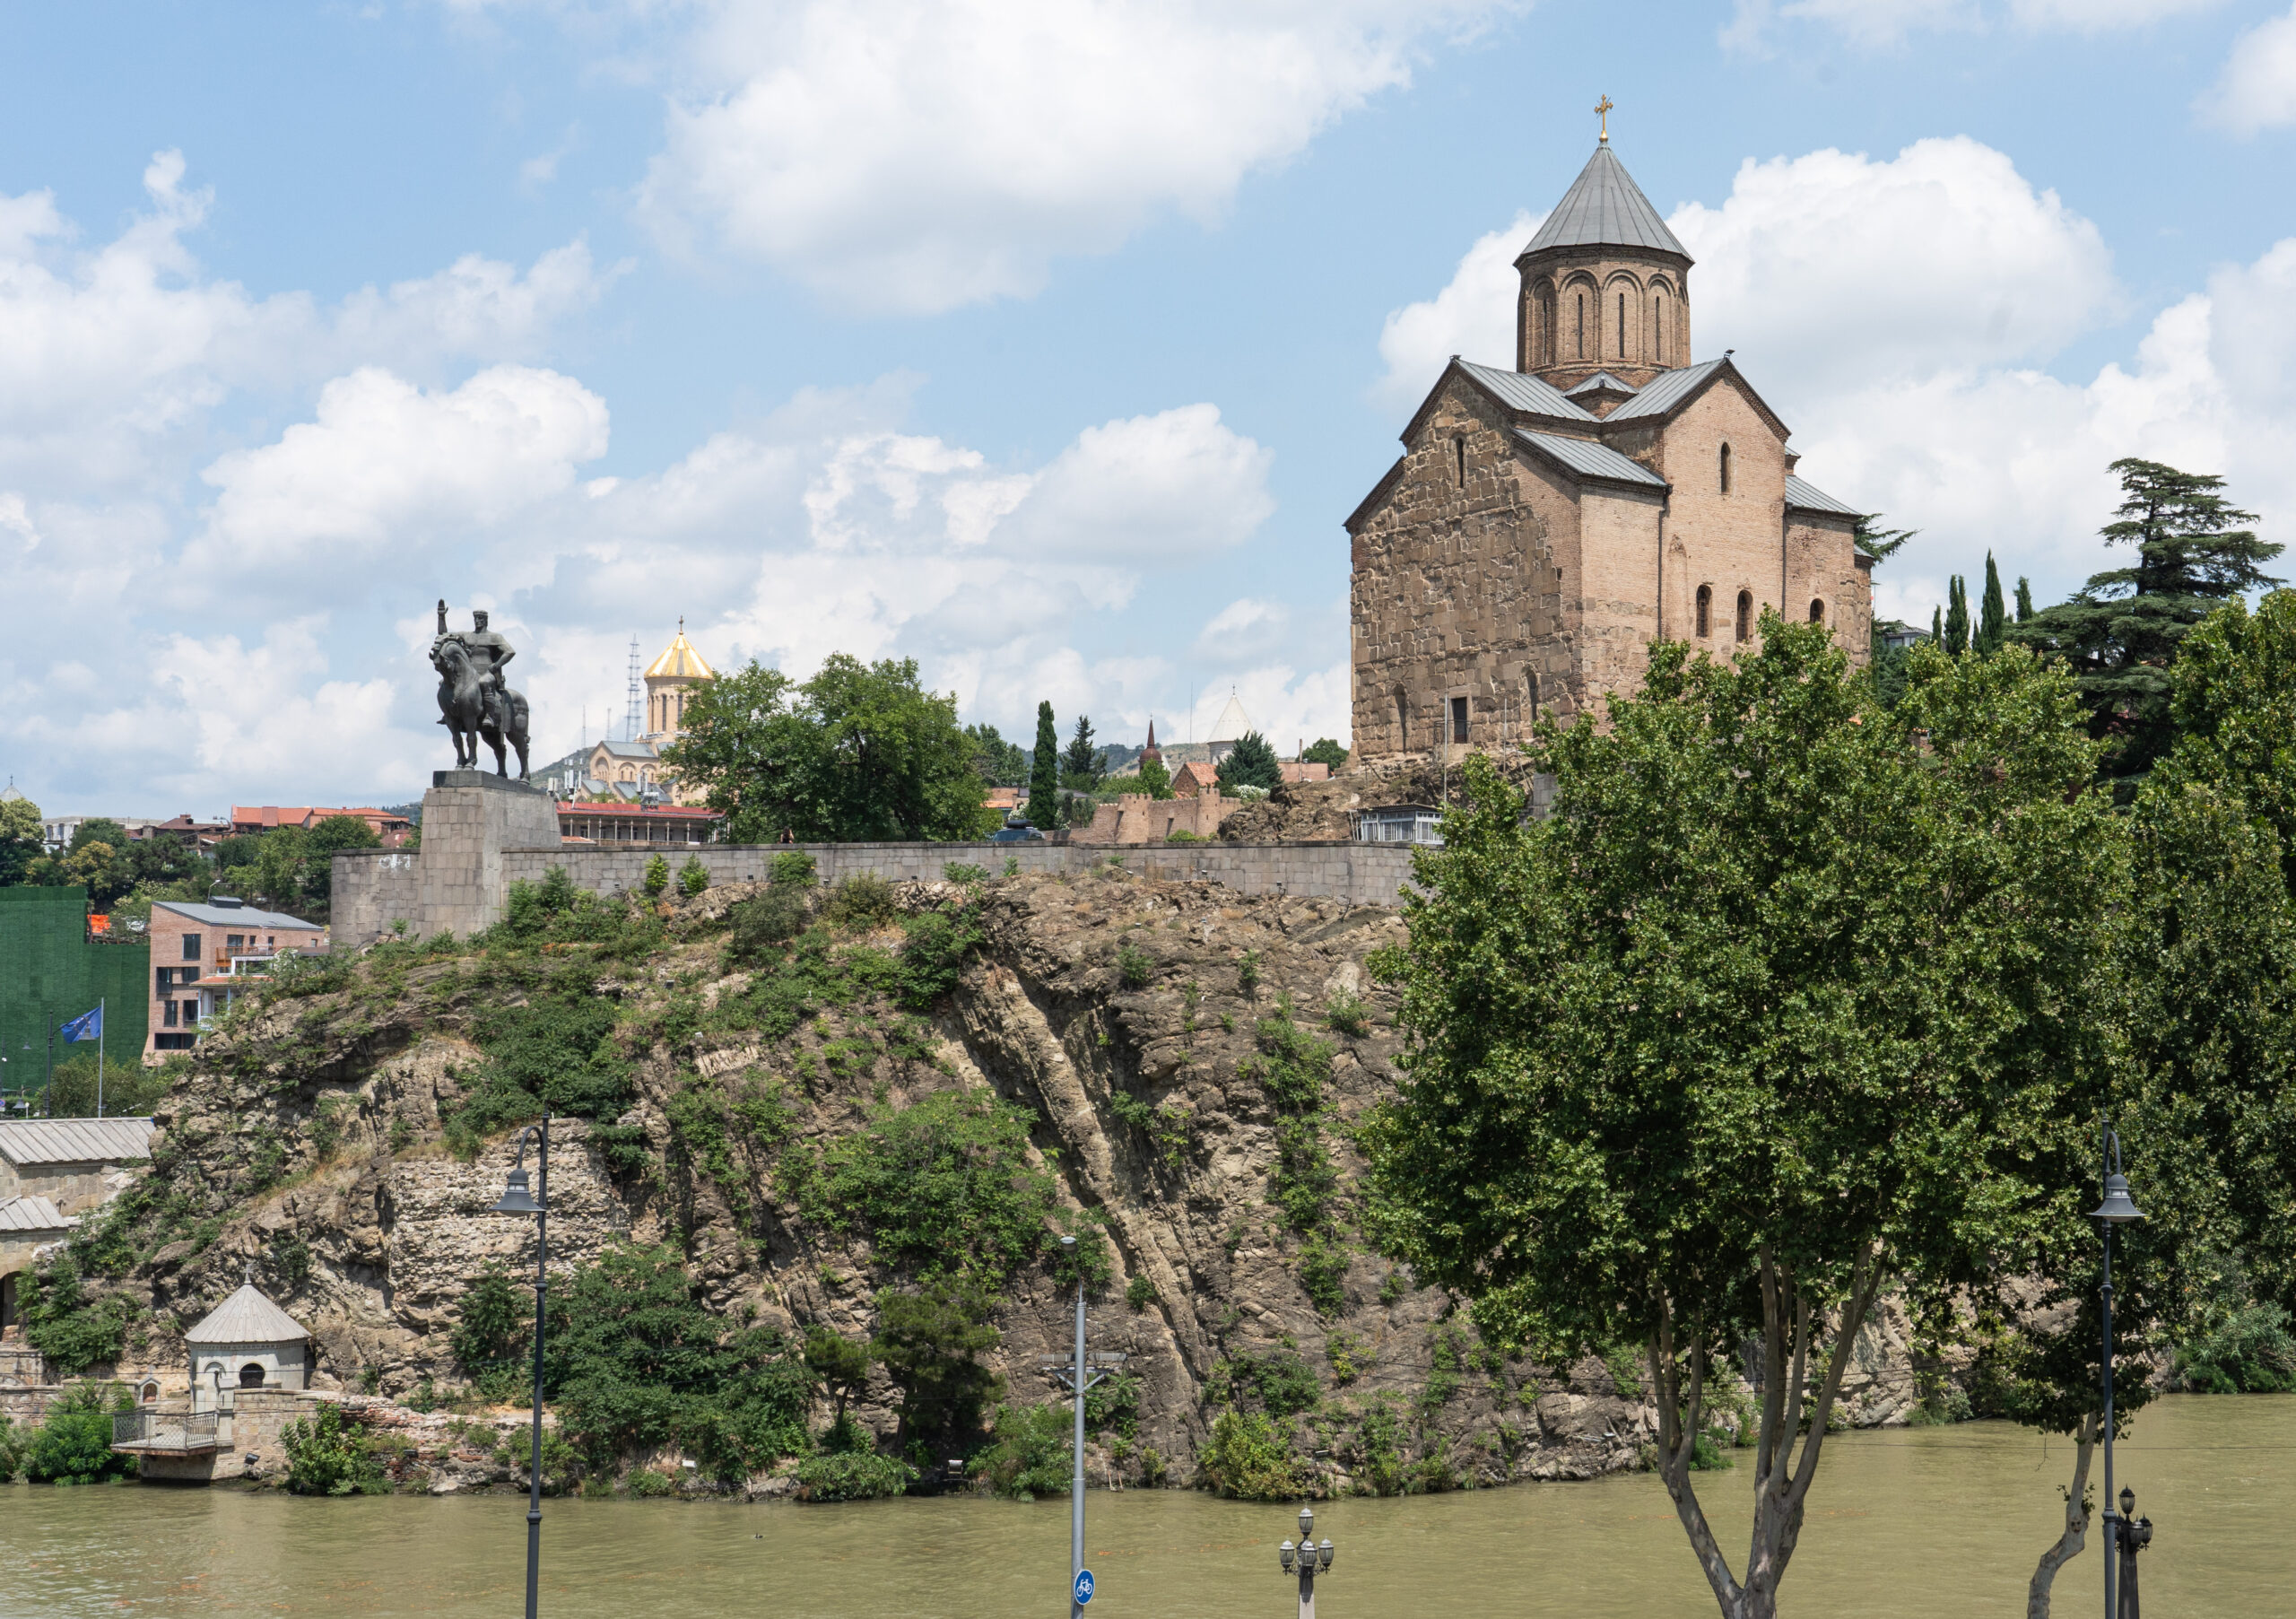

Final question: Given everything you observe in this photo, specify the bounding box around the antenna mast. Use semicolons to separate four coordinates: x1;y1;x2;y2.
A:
625;637;643;741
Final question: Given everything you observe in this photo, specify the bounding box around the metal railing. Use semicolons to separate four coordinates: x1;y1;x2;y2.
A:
113;1409;220;1451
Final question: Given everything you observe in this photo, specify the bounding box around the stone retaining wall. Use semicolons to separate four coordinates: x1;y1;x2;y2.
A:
337;828;1422;948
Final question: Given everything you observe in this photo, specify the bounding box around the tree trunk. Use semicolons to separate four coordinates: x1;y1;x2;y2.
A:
2027;1412;2100;1619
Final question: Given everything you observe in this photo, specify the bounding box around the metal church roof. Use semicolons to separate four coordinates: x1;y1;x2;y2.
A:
0;1195;71;1233
1514;431;1668;489
1601;359;1727;422
1454;361;1598;422
1521;146;1691;260
1563;370;1641;398
0;1117;154;1168
1786;474;1866;518
185;1283;309;1345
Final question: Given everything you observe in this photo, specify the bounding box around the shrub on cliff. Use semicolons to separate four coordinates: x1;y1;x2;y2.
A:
544;1242;813;1483
0;1414;23;1482
793;1450;916;1501
807;1090;1057;1284
446;973;632;1156
894;905;985;1009
870;1281;1002;1448
1196;1411;1302;1501
16;1255;132;1378
283;1400;386;1495
973;1400;1071;1499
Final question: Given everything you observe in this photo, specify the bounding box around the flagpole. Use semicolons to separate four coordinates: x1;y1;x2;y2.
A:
96;997;104;1119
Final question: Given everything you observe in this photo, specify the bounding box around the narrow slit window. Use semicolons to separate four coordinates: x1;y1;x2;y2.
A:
1395;691;1409;751
1719;442;1732;494
1653;296;1664;363
1736;589;1753;641
1696;584;1712;638
1618;292;1626;357
1449;695;1469;744
1525;670;1540;715
1576;293;1585;359
1454;438;1465;488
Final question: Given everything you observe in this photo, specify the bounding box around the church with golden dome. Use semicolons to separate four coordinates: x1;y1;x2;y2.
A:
532;621;719;806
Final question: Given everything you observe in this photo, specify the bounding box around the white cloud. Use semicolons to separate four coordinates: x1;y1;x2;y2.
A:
639;0;1511;313
0;152;612;492
1193;597;1292;660
1673;139;2117;393
1378;139;2116;400
1725;0;2217;48
189;364;611;579
2205;4;2296;135
1000;405;1275;562
1374;211;1534;405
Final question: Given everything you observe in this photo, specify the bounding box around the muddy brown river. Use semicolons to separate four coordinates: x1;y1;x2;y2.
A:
5;1394;2289;1616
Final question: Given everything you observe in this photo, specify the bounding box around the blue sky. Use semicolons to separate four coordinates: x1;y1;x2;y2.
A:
4;0;2293;814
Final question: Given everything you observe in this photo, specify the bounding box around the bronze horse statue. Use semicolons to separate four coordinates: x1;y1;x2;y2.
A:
433;637;532;779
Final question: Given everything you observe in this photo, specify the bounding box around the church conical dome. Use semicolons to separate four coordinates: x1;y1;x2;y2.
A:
1521;145;1689;260
645;620;715;681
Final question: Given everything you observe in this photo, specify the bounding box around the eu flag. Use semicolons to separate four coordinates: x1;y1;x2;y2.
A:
60;1005;101;1042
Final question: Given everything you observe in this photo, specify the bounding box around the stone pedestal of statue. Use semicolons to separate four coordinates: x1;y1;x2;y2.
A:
415;772;562;939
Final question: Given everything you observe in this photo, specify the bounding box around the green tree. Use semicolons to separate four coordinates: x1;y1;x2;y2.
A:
23;1382;136;1484
0;791;40;886
1944;573;1970;656
300;814;381;907
544;1243;813;1481
1361;619;2121;1619
283;1399;385;1494
68;819;128;856
1134;755;1175;800
1977;552;2007;656
1852;513;1916;563
872;1281;1003;1448
964;722;1029;787
1300;738;1349;770
1215;731;1283;794
1060;715;1101;794
1026;701;1061;831
664;657;993;843
2016;576;2035;623
452;1266;533;1403
1931;604;1944;644
2015;458;2282;789
804;1327;874;1431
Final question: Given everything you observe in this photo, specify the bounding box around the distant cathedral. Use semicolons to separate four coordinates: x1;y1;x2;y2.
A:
535;621;718;805
1348;110;1872;763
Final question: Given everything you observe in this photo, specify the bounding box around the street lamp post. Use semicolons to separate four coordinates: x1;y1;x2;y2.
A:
2091;1119;2144;1619
1042;1235;1126;1619
491;1114;552;1619
1277;1504;1335;1619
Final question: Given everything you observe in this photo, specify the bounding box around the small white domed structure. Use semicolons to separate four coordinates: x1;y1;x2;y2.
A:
185;1280;309;1412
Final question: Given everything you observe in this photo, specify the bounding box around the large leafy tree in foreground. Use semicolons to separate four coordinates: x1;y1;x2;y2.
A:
1362;621;2122;1619
664;655;993;843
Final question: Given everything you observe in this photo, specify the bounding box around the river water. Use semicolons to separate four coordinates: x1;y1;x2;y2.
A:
6;1395;2290;1617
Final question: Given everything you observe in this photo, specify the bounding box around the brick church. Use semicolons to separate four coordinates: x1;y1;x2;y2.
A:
1347;125;1872;763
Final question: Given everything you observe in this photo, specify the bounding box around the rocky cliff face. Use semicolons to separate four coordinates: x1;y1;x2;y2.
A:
58;869;1792;1492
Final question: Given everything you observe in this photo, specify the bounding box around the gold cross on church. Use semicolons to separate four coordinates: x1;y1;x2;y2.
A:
1595;95;1614;143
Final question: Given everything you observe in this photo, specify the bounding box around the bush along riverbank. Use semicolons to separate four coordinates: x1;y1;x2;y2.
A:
17;860;1960;1500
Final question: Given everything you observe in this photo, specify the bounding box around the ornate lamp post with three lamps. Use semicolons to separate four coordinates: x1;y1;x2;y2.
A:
2092;1119;2144;1619
491;1113;552;1619
1278;1504;1335;1619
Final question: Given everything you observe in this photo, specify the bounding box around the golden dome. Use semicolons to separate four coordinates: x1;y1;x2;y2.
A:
645;619;716;682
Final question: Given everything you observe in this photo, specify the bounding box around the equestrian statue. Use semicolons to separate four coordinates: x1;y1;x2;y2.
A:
431;599;532;780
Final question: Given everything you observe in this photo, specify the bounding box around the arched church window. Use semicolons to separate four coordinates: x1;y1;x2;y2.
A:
1653;296;1665;363
1809;598;1826;623
1576;293;1586;360
1736;589;1753;641
239;1363;265;1388
1617;292;1627;358
1696;584;1712;638
1719;442;1732;494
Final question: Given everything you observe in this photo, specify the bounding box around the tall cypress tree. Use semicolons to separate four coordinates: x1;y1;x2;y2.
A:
1930;605;1944;644
1976;553;2006;656
1027;701;1061;830
2015;576;2034;623
1944;576;1970;657
2016;457;2283;788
